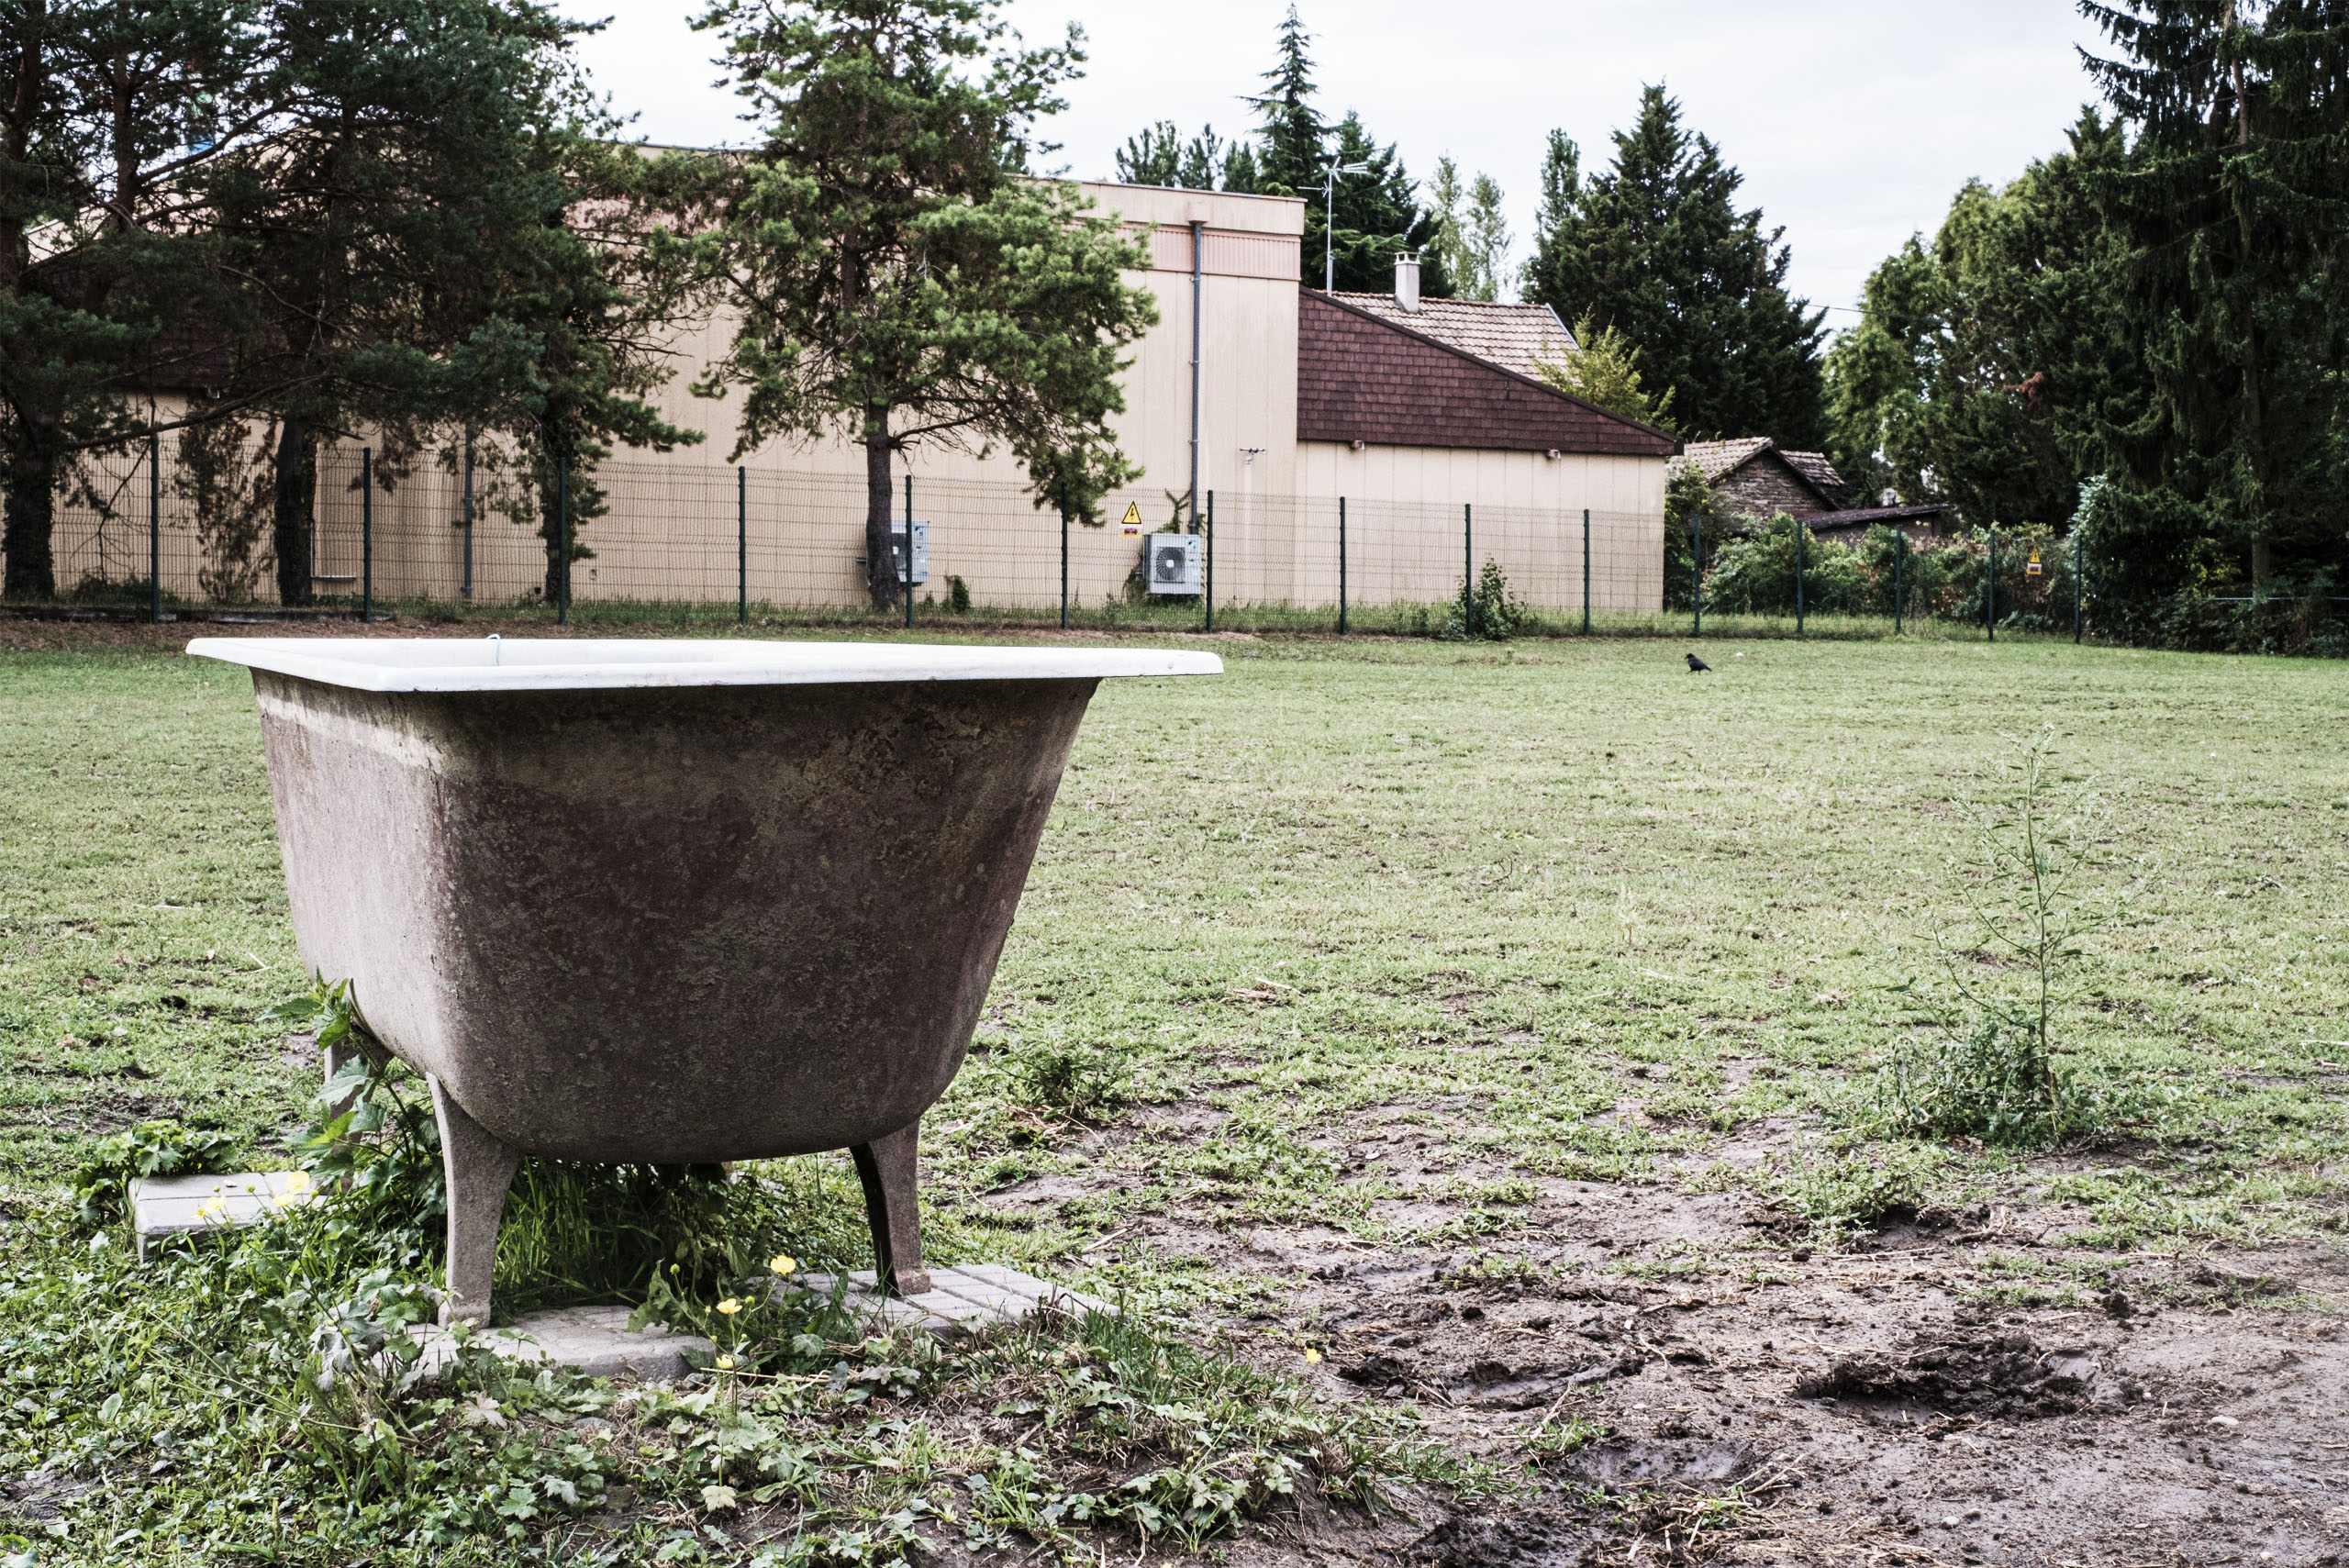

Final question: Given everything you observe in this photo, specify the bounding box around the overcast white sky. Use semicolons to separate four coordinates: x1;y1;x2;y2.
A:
565;0;2115;322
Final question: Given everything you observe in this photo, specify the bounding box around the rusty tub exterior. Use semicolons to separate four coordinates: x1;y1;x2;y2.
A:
189;638;1219;1320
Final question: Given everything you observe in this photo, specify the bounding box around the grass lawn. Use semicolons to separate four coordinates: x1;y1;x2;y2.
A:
2;626;2344;1564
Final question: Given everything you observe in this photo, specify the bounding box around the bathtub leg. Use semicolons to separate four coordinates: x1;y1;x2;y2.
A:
850;1123;928;1297
431;1077;521;1326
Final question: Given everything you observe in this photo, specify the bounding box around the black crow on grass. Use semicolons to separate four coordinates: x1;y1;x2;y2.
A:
1686;652;1711;673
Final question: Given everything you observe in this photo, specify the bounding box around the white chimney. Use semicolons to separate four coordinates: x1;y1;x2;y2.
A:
1395;252;1420;313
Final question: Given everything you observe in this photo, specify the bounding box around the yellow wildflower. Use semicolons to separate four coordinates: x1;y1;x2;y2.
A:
769;1254;796;1276
716;1354;736;1371
1304;1348;1323;1364
716;1298;741;1317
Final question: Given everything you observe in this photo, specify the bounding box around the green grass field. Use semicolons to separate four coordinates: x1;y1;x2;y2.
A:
3;628;2344;1562
7;633;2343;1237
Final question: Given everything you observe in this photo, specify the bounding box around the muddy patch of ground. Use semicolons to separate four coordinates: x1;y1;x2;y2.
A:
1013;1167;2349;1566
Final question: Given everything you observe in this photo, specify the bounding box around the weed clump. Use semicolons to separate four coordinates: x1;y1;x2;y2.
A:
1442;557;1518;641
72;1118;240;1225
1871;729;2128;1150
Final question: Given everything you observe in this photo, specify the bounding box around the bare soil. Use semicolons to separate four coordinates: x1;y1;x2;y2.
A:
1007;1139;2347;1567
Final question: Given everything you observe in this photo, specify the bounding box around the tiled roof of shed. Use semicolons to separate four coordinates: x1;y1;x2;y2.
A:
1327;293;1577;381
1670;438;1844;503
1297;291;1678;459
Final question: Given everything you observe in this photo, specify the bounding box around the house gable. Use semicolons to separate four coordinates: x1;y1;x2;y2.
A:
1297;290;1677;458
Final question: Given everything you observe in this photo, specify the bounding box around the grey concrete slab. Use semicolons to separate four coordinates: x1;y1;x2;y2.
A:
416;1306;712;1383
132;1171;317;1260
783;1263;1114;1336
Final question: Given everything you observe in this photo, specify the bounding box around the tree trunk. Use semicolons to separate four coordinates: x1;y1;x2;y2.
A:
272;415;314;606
540;455;567;604
864;407;896;611
2;443;56;598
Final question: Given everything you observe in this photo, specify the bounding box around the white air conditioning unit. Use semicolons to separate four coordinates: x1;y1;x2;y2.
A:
889;520;929;586
1145;533;1201;595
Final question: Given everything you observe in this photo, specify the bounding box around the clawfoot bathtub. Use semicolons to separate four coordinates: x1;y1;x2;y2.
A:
191;637;1219;1322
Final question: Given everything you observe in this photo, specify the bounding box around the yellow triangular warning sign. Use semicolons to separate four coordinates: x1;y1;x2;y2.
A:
1119;501;1142;534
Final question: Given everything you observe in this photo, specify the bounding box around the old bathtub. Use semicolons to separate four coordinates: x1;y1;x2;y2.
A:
189;637;1220;1320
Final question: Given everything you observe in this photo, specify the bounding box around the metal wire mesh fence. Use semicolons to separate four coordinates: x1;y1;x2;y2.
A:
14;439;2168;643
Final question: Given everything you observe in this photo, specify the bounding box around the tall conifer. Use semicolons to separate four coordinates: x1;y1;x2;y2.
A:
1523;88;1825;448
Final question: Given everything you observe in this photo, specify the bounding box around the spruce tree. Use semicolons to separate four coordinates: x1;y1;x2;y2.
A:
2076;0;2349;592
1522;87;1824;447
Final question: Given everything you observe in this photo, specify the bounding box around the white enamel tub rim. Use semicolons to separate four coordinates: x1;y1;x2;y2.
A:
185;636;1223;694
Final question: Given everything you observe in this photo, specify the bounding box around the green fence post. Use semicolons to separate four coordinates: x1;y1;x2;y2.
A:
361;447;373;623
1582;507;1591;635
1692;510;1704;639
1204;490;1214;632
1060;507;1069;630
737;465;748;625
1986;525;1995;642
148;431;161;624
903;473;914;629
1795;517;1806;636
462;425;475;602
2073;528;2083;644
556;454;569;627
1337;496;1347;635
1893;528;1904;636
1464;502;1472;598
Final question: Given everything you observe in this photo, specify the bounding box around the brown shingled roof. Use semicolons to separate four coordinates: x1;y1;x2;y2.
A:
1669;437;1843;505
1297;290;1677;459
1328;292;1577;381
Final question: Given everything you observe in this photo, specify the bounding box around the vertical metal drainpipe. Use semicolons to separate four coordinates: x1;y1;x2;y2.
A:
1188;220;1202;532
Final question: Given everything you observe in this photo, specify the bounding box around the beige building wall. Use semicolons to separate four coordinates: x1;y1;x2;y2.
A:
1293;442;1664;611
46;183;1672;613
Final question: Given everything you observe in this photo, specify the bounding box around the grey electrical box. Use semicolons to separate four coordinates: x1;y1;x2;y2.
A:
1144;533;1201;595
889;520;929;586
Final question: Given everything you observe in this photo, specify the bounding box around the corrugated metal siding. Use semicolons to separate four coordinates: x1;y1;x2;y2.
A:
1144;225;1299;281
1297;291;1678;458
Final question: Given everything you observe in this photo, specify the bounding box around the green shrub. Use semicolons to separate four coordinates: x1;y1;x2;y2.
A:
1011;1038;1131;1119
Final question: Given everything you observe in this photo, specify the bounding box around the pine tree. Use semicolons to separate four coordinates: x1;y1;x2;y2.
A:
1115;121;1183;186
205;0;596;606
0;0;275;599
1522;87;1825;448
686;0;1158;608
2076;0;2349;592
1426;157;1466;290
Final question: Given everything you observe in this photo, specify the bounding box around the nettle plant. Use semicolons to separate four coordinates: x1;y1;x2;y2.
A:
1876;728;2132;1149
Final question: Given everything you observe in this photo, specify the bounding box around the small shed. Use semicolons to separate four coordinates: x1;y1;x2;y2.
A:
1671;438;1842;523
